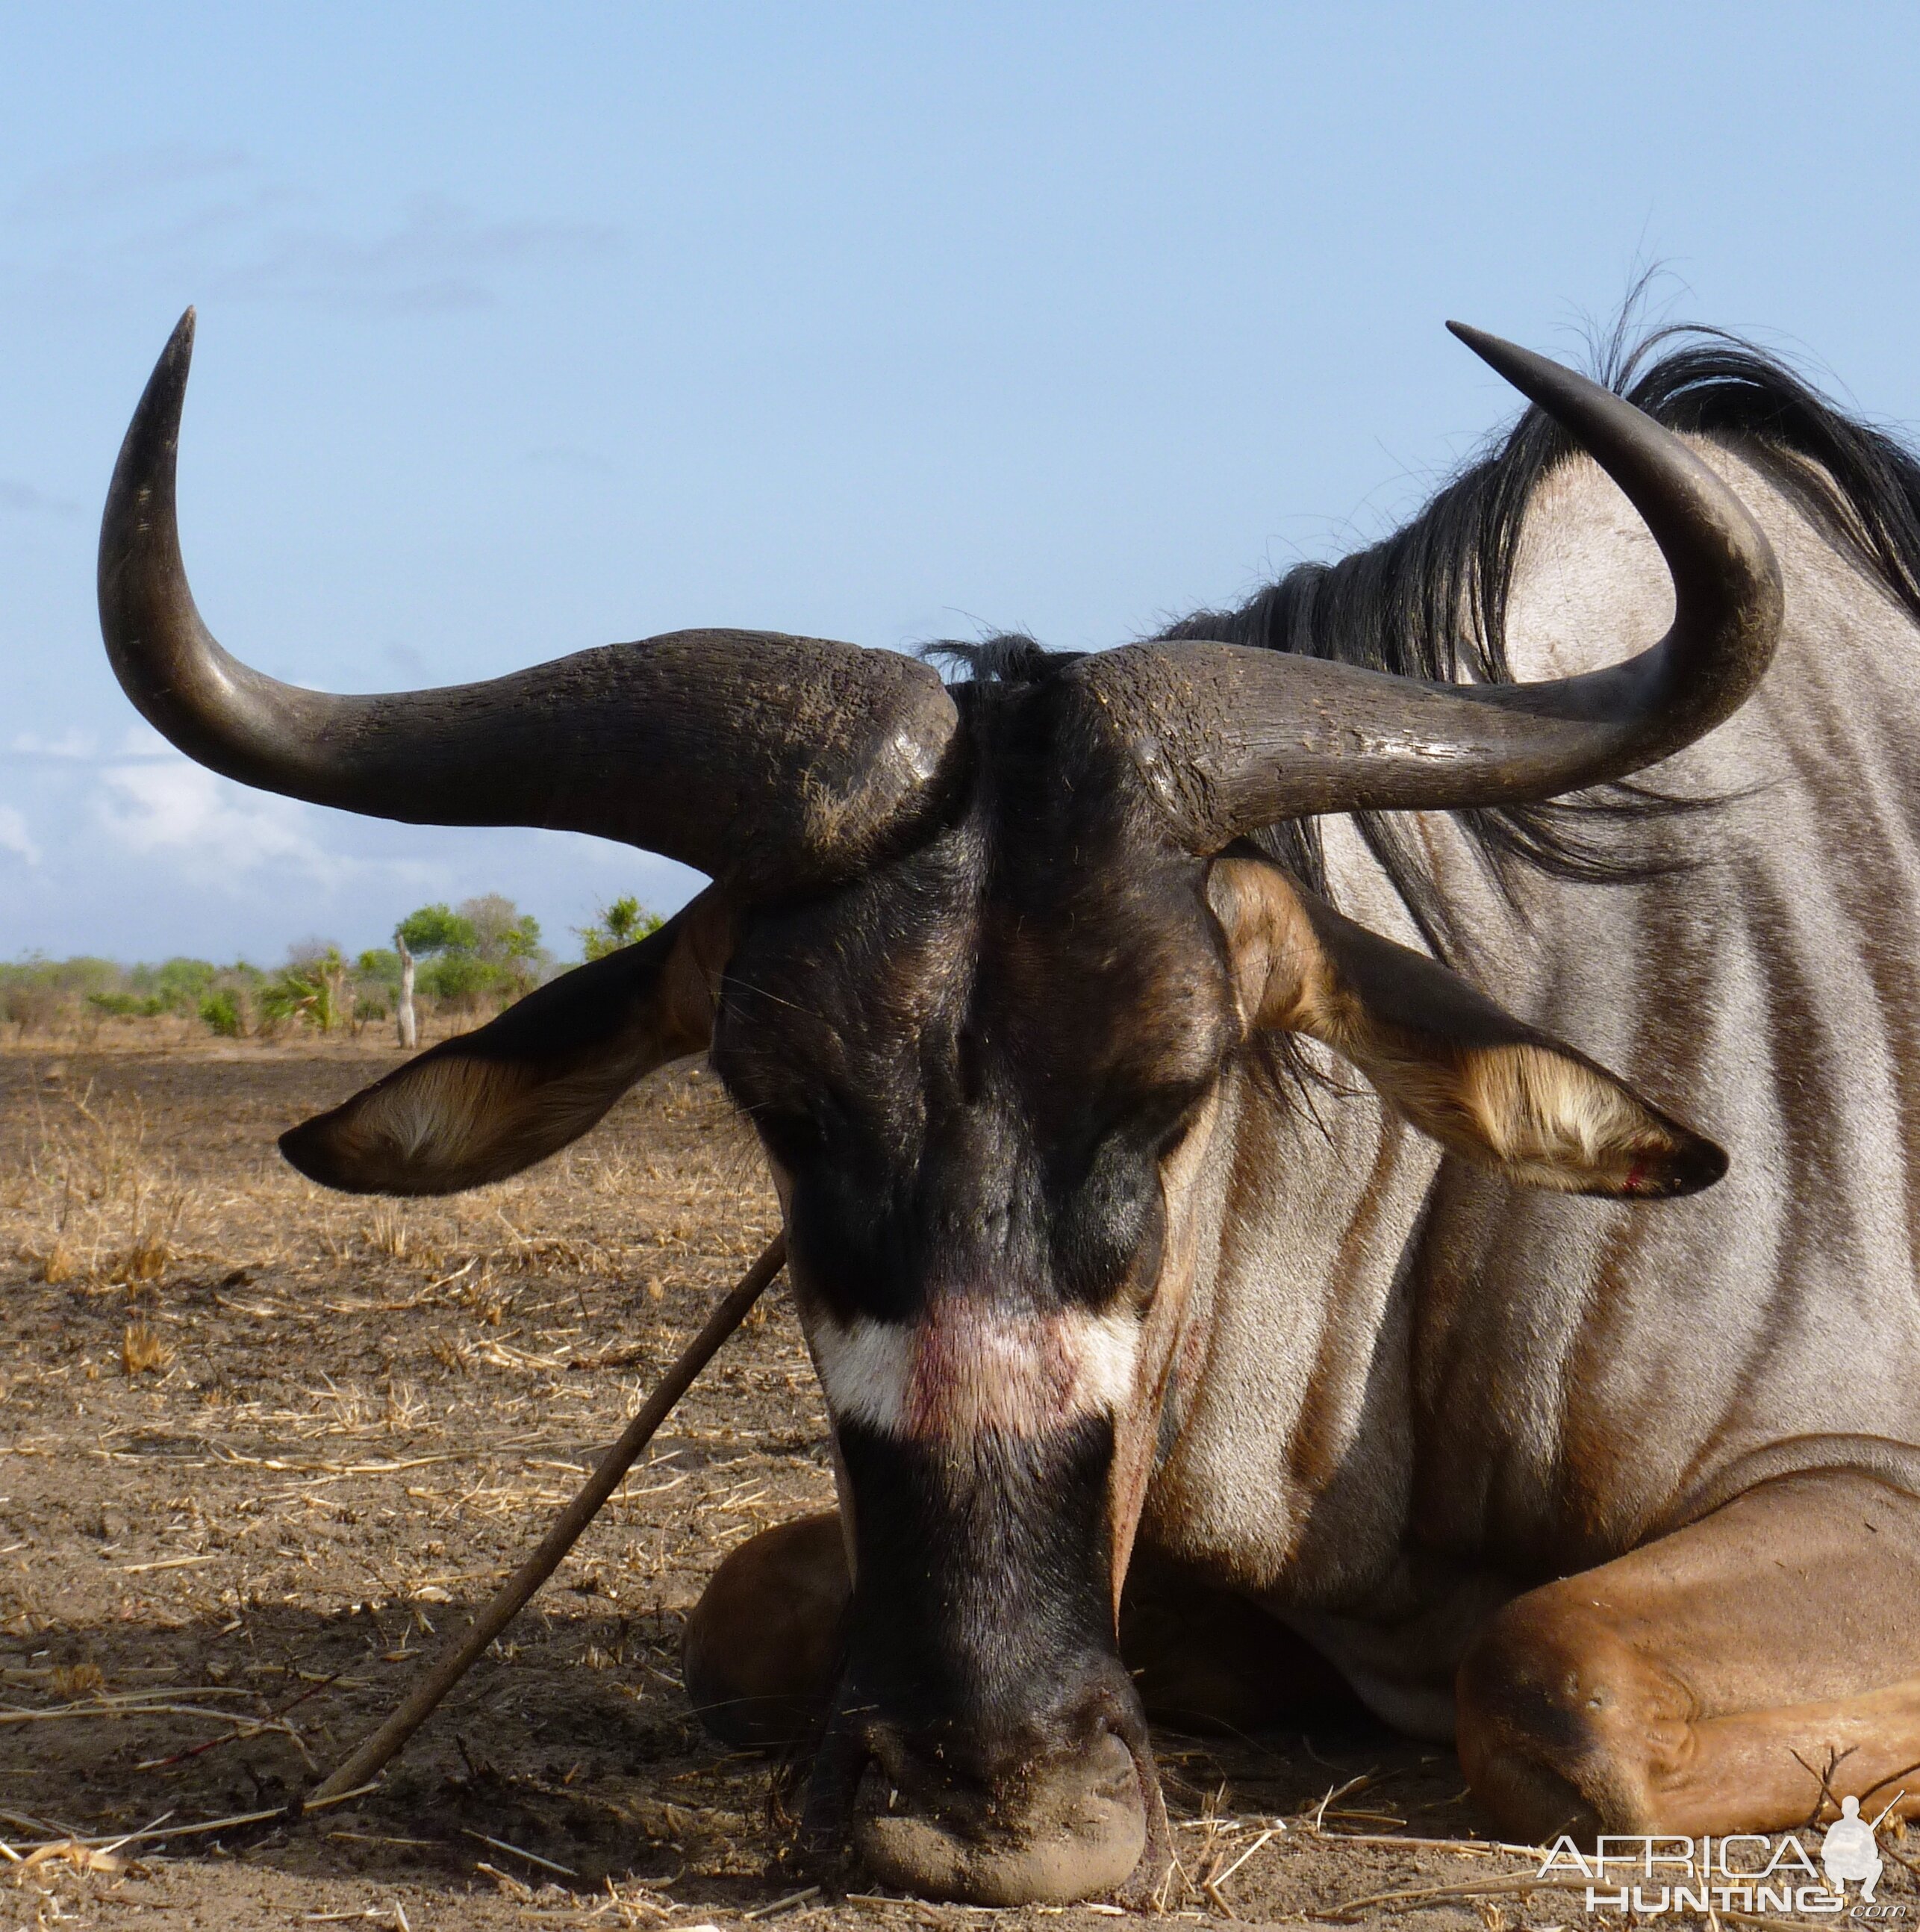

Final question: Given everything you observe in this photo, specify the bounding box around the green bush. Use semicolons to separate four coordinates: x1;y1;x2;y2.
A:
0;956;123;1036
3;955;262;1038
355;947;402;991
392;896;549;1017
87;990;163;1018
262;947;349;1032
198;989;244;1037
132;957;218;1014
0;960;89;1036
4;900;552;1044
419;950;496;1003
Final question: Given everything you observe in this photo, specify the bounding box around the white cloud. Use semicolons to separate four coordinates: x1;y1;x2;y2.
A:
5;724;186;765
97;758;340;882
116;723;178;758
0;805;39;864
90;748;446;906
9;727;98;759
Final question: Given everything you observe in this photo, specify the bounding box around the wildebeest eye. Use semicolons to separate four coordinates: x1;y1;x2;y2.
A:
752;1082;867;1171
1129;1078;1212;1162
755;1107;822;1168
1155;1087;1209;1156
1046;1077;1206;1209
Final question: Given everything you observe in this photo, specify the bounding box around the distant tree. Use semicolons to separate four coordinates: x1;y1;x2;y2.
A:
0;955;264;1041
389;897;544;1036
393;903;477;1047
353;948;401;1032
0;962;68;1040
418;950;496;1003
132;957;218;1014
577;895;664;962
398;903;479;957
6;958;122;1037
355;947;402;988
460;894;546;997
461;893;526;953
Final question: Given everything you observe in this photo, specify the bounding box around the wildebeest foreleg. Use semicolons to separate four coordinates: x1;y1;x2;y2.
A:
1455;1468;1920;1840
683;1512;850;1748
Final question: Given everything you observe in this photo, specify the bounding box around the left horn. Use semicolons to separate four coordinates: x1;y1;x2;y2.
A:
1072;325;1783;851
98;311;957;894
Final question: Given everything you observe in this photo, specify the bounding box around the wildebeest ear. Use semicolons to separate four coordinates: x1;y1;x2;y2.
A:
279;892;731;1196
1206;856;1725;1198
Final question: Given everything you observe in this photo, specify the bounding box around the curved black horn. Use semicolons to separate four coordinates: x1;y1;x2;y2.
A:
1072;325;1783;851
98;312;958;895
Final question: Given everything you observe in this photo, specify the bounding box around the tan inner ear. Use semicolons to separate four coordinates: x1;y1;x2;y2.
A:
1207;856;1706;1197
1209;854;1342;1037
1344;1035;1691;1195
313;1052;633;1193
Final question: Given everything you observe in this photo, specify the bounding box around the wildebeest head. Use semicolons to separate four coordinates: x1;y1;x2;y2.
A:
98;314;1780;1902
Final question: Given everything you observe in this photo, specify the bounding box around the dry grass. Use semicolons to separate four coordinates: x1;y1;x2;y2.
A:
0;1034;851;1929
119;1321;169;1376
2;1030;768;1306
7;1085;191;1288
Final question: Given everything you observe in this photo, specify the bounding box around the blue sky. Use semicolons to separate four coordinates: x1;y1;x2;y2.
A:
5;3;1919;963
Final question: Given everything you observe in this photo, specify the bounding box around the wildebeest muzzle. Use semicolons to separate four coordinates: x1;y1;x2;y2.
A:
801;1416;1166;1905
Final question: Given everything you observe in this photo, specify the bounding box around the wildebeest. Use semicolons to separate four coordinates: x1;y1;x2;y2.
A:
98;311;1920;1903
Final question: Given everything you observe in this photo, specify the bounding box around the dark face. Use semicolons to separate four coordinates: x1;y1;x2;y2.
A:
710;676;1238;1900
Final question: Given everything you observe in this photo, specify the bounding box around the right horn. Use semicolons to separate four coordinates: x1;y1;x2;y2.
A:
98;311;958;897
1072;325;1783;853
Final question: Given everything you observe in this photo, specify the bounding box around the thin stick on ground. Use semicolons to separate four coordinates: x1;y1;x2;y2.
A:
134;1673;339;1771
4;1783;381;1854
303;1233;787;1808
1313;1870;1600;1921
462;1827;579;1877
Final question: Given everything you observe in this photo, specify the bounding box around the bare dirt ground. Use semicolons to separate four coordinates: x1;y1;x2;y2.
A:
1;1036;1901;1931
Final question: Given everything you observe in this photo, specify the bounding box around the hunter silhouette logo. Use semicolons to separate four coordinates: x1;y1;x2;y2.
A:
1822;1795;1898;1904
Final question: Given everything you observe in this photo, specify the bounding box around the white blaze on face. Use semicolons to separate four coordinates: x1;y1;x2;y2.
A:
811;1299;1141;1441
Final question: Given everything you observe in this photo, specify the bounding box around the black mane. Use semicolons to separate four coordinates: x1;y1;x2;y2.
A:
943;329;1920;962
926;633;1074;687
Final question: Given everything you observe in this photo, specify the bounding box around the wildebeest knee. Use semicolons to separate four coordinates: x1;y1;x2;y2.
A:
1457;1588;1689;1841
682;1512;850;1748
